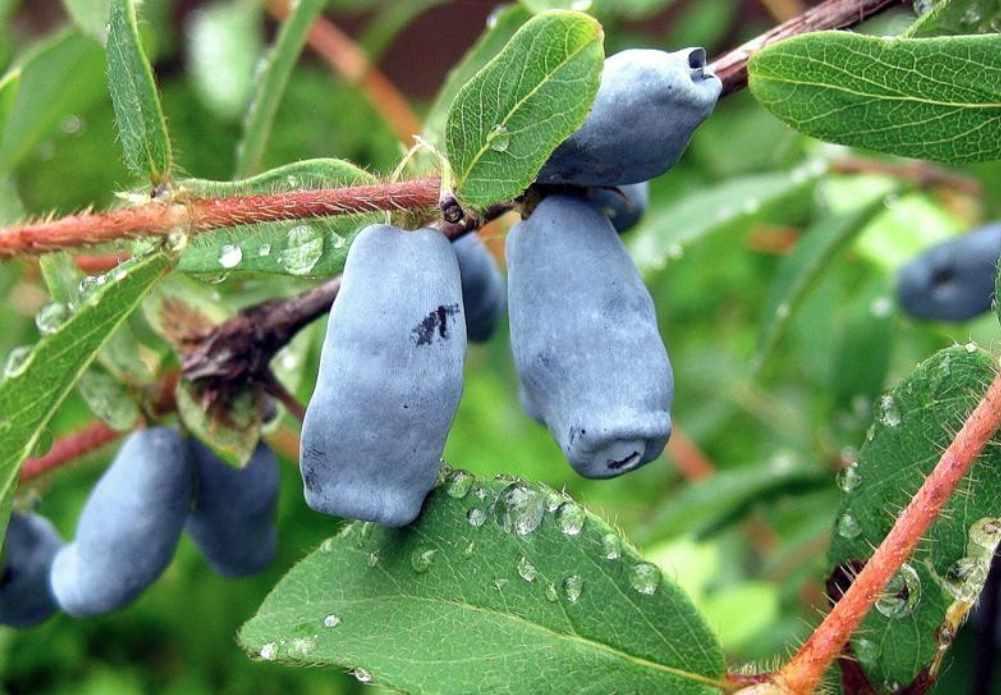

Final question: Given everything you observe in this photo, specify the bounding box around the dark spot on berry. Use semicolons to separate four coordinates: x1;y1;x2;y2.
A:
412;304;460;346
607;451;641;470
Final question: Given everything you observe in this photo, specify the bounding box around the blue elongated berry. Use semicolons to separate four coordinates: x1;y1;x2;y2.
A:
897;223;1001;321
186;440;279;578
301;224;466;526
507;194;673;478
0;512;63;627
454;233;505;342
537;48;721;187
587;182;650;234
50;428;193;616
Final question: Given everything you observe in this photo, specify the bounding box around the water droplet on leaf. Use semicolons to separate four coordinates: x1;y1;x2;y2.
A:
4;346;32;378
323;614;341;628
445;470;474;498
467;507;487;528
629;563;661;595
837;464;862;494
352;668;373;684
555;501;585;536
877;395;901;427
411;547;437;574
602;534;621;560
279;225;324;276
259;642;278;661
517;556;538;583
494;482;545;536
836;512;862;539
219;244;243;269
35;302;70;335
487;124;510;152
562;575;583;603
875;563;921;619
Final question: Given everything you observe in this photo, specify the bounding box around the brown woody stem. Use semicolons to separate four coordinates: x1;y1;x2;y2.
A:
774;369;1001;694
710;0;903;96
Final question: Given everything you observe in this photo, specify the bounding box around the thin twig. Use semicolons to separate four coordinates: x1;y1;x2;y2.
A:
774;370;1001;694
831;157;983;196
759;0;808;22
0;178;441;257
268;0;421;144
19;421;123;482
665;425;716;481
709;0;903;96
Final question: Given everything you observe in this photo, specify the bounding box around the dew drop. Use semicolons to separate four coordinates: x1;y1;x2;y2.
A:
545;490;567;512
219;244;243;269
517;556;538;583
445;469;474;499
165;228;188;254
4;346;32;378
562;575;583;603
487;124;510;152
35;302;70;335
601;534;622;560
875;563;922;619
837;464;862;494
494;482;545;536
776;303;790;319
323;614;341;628
544;582;559;602
877;394;901;428
555;501;585;536
288;636;317;657
279;225;324;276
259;642;278;660
854;637;878;663
411;547;437;574
964;341;978;354
870;296;893;318
629;563;661;595
367;552;380;567
836;512;862;539
258;243;272;257
467;507;487;528
463;541;475;557
352;668;373;684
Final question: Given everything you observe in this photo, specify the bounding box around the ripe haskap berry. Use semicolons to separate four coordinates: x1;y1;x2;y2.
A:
507;194;673;478
186;440;279;578
301;224;466;527
454;233;505;342
587;182;649;234
537;48;721;187
897;223;1001;322
0;512;63;627
50;428;193;616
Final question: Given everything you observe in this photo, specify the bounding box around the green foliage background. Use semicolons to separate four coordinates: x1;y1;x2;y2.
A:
1;0;1000;693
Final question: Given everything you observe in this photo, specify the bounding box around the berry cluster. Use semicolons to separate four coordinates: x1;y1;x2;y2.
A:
301;48;721;526
0;428;279;626
897;222;1001;322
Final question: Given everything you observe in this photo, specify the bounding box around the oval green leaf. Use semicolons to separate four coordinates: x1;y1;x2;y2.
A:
240;473;725;694
749;32;1001;164
830;345;1001;687
107;0;172;183
445;10;604;207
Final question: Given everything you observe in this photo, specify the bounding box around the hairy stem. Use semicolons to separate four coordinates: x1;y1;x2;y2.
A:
775;370;1001;694
710;0;903;96
0;178;441;257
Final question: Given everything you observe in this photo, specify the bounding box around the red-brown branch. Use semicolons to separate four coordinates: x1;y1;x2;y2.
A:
710;0;903;96
19;421;123;482
774;369;1001;694
0;178;441;257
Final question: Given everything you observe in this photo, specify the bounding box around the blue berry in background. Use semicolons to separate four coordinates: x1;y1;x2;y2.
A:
186;440;279;578
587;182;650;234
507;194;674;478
0;512;63;628
50;427;194;617
301;224;466;527
537;48;722;187
454;233;506;342
896;223;1001;322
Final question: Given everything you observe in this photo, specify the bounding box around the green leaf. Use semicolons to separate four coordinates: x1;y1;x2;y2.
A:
107;0;172;183
424;4;531;146
177;159;378;277
0;30;106;172
0;69;20;142
520;0;676;19
63;0;112;42
445;10;604;207
749;32;1001;164
0;249;173;544
234;0;327;178
905;0;1001;37
754;194;892;370
175;380;263;467
359;0;450;61
240;474;726;693
637;460;827;545
829;344;1001;686
627;163;827;274
187;0;263;122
